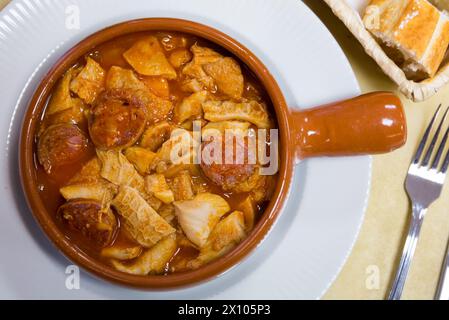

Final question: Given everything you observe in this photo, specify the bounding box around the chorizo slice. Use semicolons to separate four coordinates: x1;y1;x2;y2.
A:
57;199;117;247
200;134;257;192
37;124;89;174
88;89;147;150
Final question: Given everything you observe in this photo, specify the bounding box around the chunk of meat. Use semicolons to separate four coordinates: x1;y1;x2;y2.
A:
191;174;211;195
67;157;103;184
173;193;230;247
158;203;176;226
96;150;145;194
97;148;161;209
111;235;177;275
177;118;207;131
65;157;134;207
153;160;169;174
46;68;85;116
58;199;117;247
188;211;246;269
202;120;251;136
145;95;173;125
156;128;199;165
140;76;170;99
101;245;142;260
145;194;163;212
60;182;118;207
234;173;276;203
140;121;173;152
207;211;246;250
168;128;199;161
70;57;105;104
163;163;202;179
37;124;89;174
174;91;208;123
181;44;222;92
181;78;204;93
106;66;147;91
202;100;271;129
106;66;173;124
112;186;176;248
203;57;244;99
39;103;85;137
170;170;195;201
123;36;177;79
88;89;147;149
236;195;257;231
203;142;275;201
200;134;257;192
39;69;86;136
124;147;157;175
169;49;192;69
145;174;175;204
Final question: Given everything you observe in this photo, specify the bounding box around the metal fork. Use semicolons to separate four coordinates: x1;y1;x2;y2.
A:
388;105;449;300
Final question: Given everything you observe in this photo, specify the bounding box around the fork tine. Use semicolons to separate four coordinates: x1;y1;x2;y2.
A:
432;126;449;169
413;104;442;165
441;141;449;173
422;107;449;167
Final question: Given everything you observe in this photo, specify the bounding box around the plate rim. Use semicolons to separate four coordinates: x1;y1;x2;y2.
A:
295;4;368;299
0;0;369;299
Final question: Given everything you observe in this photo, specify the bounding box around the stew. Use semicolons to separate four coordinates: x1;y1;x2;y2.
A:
34;31;278;275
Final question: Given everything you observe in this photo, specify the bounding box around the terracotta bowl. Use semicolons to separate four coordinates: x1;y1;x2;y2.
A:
19;18;407;289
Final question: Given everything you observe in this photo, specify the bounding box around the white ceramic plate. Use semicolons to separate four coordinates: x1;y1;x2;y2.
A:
0;0;368;299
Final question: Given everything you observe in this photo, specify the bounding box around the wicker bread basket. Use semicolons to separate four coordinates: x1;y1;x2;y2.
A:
324;0;449;101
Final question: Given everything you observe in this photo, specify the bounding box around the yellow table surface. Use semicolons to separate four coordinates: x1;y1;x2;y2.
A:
303;1;449;300
2;0;449;299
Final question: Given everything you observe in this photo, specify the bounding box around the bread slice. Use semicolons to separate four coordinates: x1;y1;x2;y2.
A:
364;0;449;81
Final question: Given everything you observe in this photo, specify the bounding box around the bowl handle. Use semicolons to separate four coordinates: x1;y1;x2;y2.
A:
289;92;407;159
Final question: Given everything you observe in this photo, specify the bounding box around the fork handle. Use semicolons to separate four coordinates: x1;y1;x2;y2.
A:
388;207;426;300
435;240;449;299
